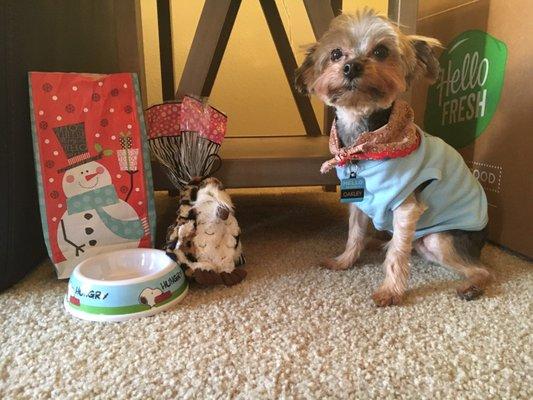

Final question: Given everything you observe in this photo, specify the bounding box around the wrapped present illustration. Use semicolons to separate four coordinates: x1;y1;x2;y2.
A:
117;131;139;201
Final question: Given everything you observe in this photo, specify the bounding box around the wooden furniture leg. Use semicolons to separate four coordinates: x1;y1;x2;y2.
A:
176;0;242;99
259;0;321;136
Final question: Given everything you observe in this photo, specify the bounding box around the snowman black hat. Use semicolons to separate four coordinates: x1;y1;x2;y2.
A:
53;122;103;173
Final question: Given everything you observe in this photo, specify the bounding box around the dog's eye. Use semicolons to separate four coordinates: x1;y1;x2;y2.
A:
330;48;343;61
373;44;389;60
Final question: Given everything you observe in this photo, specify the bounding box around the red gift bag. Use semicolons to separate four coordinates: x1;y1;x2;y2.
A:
29;72;156;278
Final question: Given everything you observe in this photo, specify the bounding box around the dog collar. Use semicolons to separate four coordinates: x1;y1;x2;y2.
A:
320;100;420;174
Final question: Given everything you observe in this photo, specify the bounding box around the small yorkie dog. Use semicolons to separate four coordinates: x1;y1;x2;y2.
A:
295;9;491;306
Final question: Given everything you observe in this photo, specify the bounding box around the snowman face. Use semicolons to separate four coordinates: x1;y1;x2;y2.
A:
62;161;112;197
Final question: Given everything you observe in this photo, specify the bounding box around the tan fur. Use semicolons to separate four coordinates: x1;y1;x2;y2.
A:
322;203;369;270
372;194;426;306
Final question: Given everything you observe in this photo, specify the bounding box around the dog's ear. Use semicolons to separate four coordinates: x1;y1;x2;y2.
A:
407;35;441;83
294;44;317;95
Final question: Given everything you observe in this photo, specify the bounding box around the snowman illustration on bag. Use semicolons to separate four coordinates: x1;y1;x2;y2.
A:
54;122;149;259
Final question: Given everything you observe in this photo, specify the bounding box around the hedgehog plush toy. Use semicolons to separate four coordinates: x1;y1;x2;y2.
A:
165;177;246;286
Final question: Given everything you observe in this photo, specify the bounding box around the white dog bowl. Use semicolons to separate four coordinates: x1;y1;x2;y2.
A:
64;249;188;322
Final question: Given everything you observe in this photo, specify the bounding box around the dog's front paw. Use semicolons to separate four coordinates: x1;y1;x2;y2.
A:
372;286;403;307
456;283;484;301
320;161;334;174
320;257;353;271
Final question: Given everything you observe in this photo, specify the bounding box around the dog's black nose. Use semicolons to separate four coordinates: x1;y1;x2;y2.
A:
343;61;364;80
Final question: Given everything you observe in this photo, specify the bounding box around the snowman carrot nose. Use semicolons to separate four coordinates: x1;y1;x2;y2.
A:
85;172;99;181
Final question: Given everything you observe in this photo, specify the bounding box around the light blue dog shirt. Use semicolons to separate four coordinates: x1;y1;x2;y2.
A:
336;128;488;238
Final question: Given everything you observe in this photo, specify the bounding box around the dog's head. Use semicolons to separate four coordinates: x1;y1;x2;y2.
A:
295;9;441;113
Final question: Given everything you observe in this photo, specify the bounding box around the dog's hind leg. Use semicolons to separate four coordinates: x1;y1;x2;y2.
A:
372;194;426;306
414;231;491;300
322;203;369;270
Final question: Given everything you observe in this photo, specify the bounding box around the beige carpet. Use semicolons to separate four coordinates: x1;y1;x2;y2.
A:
1;188;531;399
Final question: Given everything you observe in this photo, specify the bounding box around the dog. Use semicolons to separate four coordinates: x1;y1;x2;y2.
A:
295;9;491;306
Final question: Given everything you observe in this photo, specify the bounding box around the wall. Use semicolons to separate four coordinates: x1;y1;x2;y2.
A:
140;0;387;136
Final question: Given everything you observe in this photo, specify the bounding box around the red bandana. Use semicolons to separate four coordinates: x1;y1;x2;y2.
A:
320;101;420;174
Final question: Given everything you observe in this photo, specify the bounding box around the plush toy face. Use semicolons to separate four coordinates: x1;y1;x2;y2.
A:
196;178;234;221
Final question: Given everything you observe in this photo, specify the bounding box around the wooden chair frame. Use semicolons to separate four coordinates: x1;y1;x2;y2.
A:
152;0;417;190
